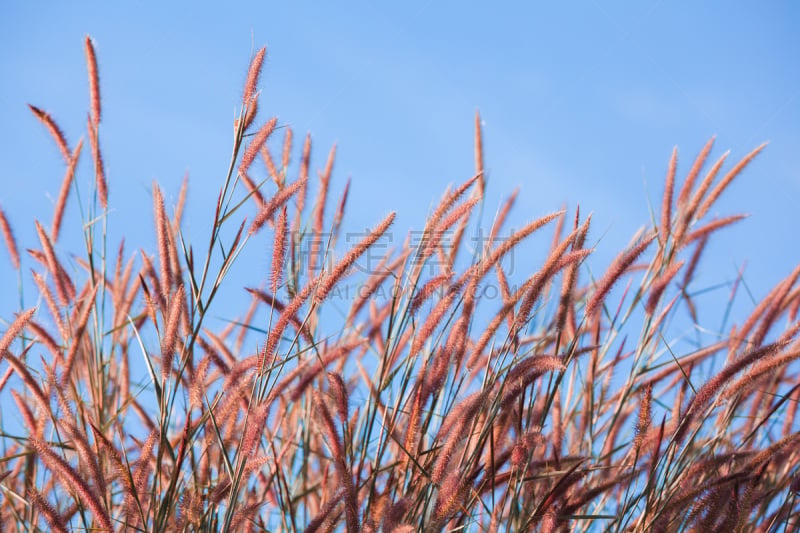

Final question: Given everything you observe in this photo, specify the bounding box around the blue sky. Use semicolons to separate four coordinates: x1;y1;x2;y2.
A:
1;2;798;332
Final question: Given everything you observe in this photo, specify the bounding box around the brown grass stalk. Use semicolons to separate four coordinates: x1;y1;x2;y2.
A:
271;206;289;295
87;115;108;209
161;284;185;382
11;390;39;437
281;127;293;170
432;390;489;483
681;214;748;248
749;265;800;347
246;288;313;345
242;47;266;106
27;105;71;163
645;260;684;315
84;36;101;127
425;198;480;257
240;171;267;207
499;355;565;409
28;488;69;533
6;39;796;531
0;307;35;354
410;271;453;314
675;339;794;445
152;183;174;300
261;271;322;364
660;146;677;244
260;145;281;186
26;320;62;360
314;391;359;532
676;136;715;209
474;111;485;193
408;282;460;358
722;347;800;401
30;272;67;341
446;213;470;269
425;174;481;239
249;177;307;235
2;351;49;416
586;233;656;317
345;252;406;327
695;142;767;221
306;488;346;533
34;221;76;307
240;401;270;457
315;211;396;301
433;467;471;523
61;283;98;383
465;210;565;311
50;140;83;242
327;371;350;423
296;133;311;214
314;143;336;237
556;209;590;334
633;384;653;454
733;268;800;355
0;203;20;270
676;150;729;238
239;117;278;173
31;439;112;531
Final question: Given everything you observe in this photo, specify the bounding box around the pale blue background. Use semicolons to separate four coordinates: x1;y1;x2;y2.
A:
1;2;798;332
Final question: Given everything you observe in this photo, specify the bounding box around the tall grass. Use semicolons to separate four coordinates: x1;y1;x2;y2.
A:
1;37;799;532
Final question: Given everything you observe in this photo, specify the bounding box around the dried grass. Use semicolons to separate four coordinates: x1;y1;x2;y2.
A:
0;37;794;533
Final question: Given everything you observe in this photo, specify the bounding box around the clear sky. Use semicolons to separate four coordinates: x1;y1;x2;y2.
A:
1;2;798;331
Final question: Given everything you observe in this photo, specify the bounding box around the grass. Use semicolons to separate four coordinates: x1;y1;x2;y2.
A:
0;36;799;532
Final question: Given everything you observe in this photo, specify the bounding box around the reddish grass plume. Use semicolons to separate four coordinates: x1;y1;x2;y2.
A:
1;36;799;533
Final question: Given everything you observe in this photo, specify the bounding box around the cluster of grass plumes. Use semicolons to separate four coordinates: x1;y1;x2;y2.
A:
1;37;799;532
